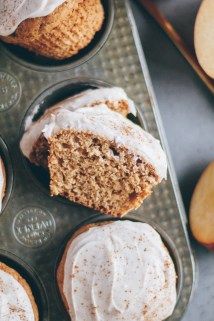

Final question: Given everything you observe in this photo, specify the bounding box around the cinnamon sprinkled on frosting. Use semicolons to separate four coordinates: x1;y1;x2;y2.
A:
62;221;177;321
0;264;35;321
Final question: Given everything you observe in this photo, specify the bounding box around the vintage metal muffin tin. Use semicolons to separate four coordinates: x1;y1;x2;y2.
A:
0;0;195;320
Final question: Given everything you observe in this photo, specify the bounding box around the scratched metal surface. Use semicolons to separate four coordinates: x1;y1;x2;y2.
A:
0;1;195;320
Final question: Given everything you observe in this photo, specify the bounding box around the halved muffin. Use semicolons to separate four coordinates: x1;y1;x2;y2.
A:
20;87;167;216
47;106;166;216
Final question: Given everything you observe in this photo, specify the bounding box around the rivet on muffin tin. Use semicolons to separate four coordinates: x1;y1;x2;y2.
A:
0;70;21;111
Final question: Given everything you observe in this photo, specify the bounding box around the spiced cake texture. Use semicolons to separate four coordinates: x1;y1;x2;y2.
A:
1;0;104;60
43;104;166;217
48;129;159;216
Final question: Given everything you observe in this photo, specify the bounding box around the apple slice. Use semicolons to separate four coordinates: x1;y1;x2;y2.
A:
0;158;6;204
194;0;214;79
190;162;214;250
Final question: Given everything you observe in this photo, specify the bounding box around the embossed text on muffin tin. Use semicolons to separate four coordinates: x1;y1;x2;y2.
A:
13;207;56;248
0;70;21;111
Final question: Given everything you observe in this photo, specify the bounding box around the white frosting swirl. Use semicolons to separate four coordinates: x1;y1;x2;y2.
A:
0;0;70;36
0;266;35;321
62;220;177;321
0;157;5;212
20;86;136;154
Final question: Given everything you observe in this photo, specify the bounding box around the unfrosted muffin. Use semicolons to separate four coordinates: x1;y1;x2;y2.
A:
0;0;104;60
20;86;167;216
0;157;6;212
57;220;177;321
0;262;39;321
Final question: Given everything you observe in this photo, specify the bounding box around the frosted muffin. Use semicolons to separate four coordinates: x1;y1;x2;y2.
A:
57;220;177;321
0;262;39;321
20;86;167;216
0;0;104;60
0;157;6;213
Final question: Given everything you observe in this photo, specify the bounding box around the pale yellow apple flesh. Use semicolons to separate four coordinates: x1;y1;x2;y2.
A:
190;162;214;250
194;0;214;79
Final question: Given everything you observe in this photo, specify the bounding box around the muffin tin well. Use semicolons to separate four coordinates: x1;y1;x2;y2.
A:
0;0;195;320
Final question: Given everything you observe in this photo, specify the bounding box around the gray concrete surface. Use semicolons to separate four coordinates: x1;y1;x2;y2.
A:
131;0;214;320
